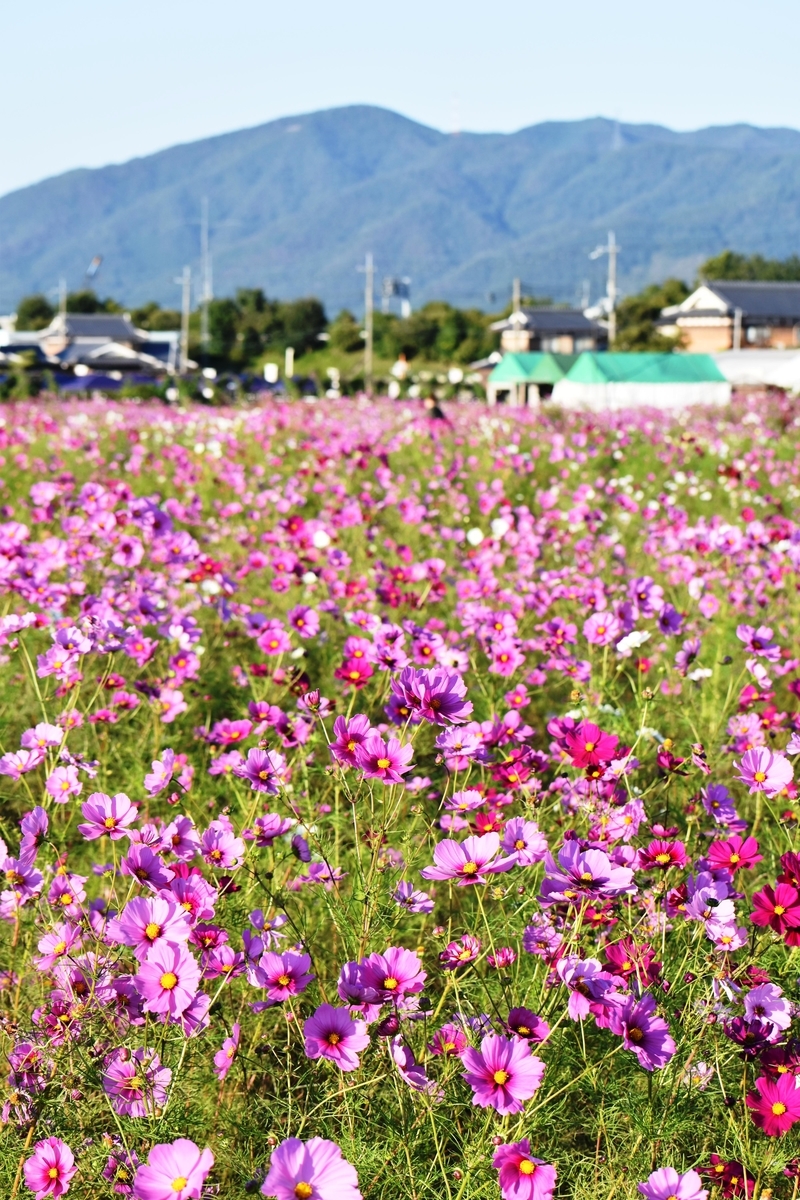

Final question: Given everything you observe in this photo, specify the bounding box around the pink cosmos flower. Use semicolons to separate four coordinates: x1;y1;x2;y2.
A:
132;1138;214;1200
354;733;414;783
134;942;201;1018
583;611;622;646
20;723;62;750
501;818;548;865
34;921;82;972
288;605;320;638
234;747;285;794
23;1137;77;1199
493;1140;557;1200
390;665;473;725
707;835;762;874
144;750;175;796
356;946;426;1003
102;1046;171;1117
45;765;82;803
250;950;314;1005
734;748;793;797
420;832;517;886
199;821;245;869
460;1033;545;1114
304;1004;370;1071
746;1072;800;1135
637;1167;707;1200
107;895;193;960
261;1137;362;1200
77;791;138;840
565;721;618;768
638;840;688;871
213;1023;240;1080
0;748;46;780
329;714;373;767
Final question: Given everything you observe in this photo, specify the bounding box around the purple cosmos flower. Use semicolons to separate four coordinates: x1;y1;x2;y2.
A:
493;1141;557;1200
261;1137;362;1200
421;832;516;886
35;921;82;972
354;733;414;783
637;1167;707;1200
507;1007;550;1043
102;1046;171;1117
389;1037;443;1098
134;942;201;1018
23;1137;77;1199
539;841;635;905
120;845;174;891
288;605;320;638
501;818;548;865
144;750;175;796
701;783;739;825
428;1023;468;1056
132;1138;214;1200
556;956;623;1021
250;950;314;1005
77;791;138;841
438;934;482;969
200;820;245;869
243;813;294;847
330;714;373;767
304;1004;370;1071
213;1023;240;1080
392;880;434;913
608;993;676;1070
107;896;192;960
735;748;793;797
0;748;46;780
744;983;792;1037
102;1149;141;1195
390;665;473;725
461;1033;545;1114
233;747;284;794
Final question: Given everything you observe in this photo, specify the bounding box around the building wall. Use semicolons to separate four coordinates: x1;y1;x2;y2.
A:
500;329;531;352
677;323;733;353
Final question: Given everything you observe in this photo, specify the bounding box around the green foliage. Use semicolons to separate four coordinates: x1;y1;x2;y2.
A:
613;278;690;351
15;294;54;331
65;289;122;314
699;249;800;282
131;301;183;331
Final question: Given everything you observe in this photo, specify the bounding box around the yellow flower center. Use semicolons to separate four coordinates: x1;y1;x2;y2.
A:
160;972;178;990
383;977;399;990
104;816;117;829
514;839;525;850
277;974;291;986
493;1069;509;1085
774;905;786;916
654;853;672;865
461;862;479;875
580;872;593;881
295;1185;313;1200
729;853;740;863
376;758;391;769
145;923;161;940
584;741;596;752
519;1161;536;1176
53;941;67;955
754;771;766;782
328;1033;341;1046
48;1168;59;1180
772;1102;787;1115
172;1178;188;1192
59;894;73;906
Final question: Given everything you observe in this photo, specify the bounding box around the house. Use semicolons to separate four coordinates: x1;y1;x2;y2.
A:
551;352;730;410
486;352;577;406
490;307;607;354
0;312;179;374
659;282;800;352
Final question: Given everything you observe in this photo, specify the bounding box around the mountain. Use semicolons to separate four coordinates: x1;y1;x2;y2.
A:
2;105;800;315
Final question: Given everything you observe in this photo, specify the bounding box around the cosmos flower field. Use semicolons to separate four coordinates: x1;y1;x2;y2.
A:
3;394;800;1200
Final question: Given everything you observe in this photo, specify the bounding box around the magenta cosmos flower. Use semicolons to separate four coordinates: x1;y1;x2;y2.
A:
304;1004;370;1071
735;748;793;797
421;832;516;886
746;1073;800;1135
77;791;138;840
390;665;473;726
354;733;413;783
261;1137;362;1200
637;1167;707;1200
102;1046;171;1117
608;993;676;1071
460;1033;545;1114
493;1141;557;1200
213;1023;240;1080
251;950;314;1004
23;1137;77;1199
132;1138;214;1200
134;942;201;1018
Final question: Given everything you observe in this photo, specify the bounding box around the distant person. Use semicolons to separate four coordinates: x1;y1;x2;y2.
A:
423;395;448;422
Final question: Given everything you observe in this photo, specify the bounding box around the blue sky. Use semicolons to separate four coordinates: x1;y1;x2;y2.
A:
3;0;799;196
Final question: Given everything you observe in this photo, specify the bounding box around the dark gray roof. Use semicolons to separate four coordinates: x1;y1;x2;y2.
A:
704;281;800;320
60;314;139;340
495;308;603;335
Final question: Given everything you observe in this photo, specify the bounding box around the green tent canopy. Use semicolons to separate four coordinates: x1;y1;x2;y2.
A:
488;351;578;386
564;352;726;384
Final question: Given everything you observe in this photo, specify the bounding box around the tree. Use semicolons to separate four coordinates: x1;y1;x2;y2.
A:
207;299;240;360
131;302;182;331
16;294;55;331
613;279;690;352
66;290;122;314
699;250;800;282
328;310;364;353
277;298;327;355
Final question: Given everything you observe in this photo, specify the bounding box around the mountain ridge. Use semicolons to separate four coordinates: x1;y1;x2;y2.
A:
1;104;799;314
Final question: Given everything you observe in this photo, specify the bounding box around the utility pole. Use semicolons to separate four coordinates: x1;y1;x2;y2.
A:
59;278;67;319
200;197;212;356
512;277;521;314
177;266;191;374
363;252;374;396
733;306;742;351
590;231;620;345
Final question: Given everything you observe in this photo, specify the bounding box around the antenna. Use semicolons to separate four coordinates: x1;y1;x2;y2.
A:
357;253;374;397
200;198;212;356
174;266;191;373
589;232;620;344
